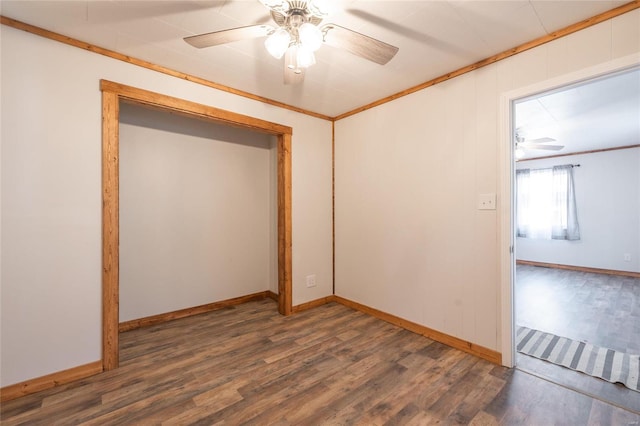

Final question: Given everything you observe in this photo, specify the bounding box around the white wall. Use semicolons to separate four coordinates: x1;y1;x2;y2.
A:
0;25;332;386
119;104;277;322
1;8;638;388
516;148;640;273
335;10;640;352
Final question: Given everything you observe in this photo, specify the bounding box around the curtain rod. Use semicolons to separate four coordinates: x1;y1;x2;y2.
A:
516;163;581;172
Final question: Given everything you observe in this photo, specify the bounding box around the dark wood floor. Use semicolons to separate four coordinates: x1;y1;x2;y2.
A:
516;265;640;354
2;299;639;425
516;265;640;413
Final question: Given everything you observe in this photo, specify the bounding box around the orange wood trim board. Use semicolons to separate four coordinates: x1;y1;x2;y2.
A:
292;295;337;313
100;79;293;367
119;291;272;332
0;361;103;402
3;1;639;123
267;291;279;302
101;89;120;372
0;16;332;122
334;296;502;365
277;132;293;316
101;80;292;136
2;292;280;402
334;0;640;120
517;260;640;278
2;294;504;402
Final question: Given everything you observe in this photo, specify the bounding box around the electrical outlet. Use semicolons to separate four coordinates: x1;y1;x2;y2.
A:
477;193;496;210
306;275;317;288
624;253;632;262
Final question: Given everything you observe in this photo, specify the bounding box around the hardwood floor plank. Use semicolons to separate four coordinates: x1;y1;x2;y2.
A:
303;361;408;425
404;409;444;425
469;411;500;425
2;300;639;425
587;399;640;425
413;351;477;409
332;367;411;424
517;265;640;354
448;366;506;423
162;379;248;425
484;370;595;425
383;402;421;426
215;356;343;425
516;265;640;412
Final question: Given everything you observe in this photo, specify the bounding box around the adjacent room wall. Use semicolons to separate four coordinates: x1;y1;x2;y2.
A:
119;104;277;322
334;10;640;352
516;147;640;273
0;25;332;387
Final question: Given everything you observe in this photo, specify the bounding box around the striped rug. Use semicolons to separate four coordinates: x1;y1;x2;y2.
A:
516;326;640;392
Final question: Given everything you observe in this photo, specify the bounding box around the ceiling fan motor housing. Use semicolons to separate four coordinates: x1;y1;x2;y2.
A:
271;3;323;31
269;0;325;73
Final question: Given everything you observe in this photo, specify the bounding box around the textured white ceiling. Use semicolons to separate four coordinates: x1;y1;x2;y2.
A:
2;0;638;159
1;0;630;118
515;68;640;159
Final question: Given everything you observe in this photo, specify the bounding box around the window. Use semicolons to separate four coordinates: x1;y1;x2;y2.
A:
516;165;580;240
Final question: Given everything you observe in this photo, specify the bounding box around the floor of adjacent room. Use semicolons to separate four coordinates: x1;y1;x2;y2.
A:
515;264;640;414
2;291;639;424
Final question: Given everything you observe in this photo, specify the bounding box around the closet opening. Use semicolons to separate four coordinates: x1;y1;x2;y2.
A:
101;80;293;371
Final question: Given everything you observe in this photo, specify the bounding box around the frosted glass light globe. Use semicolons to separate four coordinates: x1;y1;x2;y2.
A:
299;22;322;52
265;28;291;59
296;44;316;68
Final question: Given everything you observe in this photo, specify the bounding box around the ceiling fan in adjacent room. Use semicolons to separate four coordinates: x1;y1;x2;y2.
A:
514;131;564;159
184;0;399;84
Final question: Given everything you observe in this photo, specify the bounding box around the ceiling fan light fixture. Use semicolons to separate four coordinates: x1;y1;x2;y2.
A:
259;0;289;13
184;0;399;84
298;22;323;51
296;44;316;68
265;28;291;59
285;43;314;74
286;44;298;70
307;0;330;17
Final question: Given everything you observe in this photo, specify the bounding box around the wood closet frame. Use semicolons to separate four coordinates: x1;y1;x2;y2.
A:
100;80;293;371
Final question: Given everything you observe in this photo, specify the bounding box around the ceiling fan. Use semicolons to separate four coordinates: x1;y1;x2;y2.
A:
515;131;564;158
184;0;399;84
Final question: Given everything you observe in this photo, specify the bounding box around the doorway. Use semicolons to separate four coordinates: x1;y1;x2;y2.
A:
499;55;640;366
100;80;293;371
501;61;640;410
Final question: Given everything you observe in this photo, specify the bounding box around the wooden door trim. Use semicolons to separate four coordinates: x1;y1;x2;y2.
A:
100;80;293;371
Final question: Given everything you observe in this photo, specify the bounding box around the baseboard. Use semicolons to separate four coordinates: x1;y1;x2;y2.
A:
267;291;279;302
2;292;275;402
0;360;103;402
517;260;640;278
119;291;273;332
292;295;337;313
3;292;503;402
334;296;502;365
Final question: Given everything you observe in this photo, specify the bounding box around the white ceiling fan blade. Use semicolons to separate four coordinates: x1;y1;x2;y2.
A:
321;23;399;65
519;143;564;151
184;25;273;48
527;137;556;144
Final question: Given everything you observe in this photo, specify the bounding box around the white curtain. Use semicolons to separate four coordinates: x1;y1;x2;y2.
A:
516;165;580;240
515;169;530;238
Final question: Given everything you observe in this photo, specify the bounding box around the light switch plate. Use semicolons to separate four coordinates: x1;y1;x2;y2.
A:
478;193;496;210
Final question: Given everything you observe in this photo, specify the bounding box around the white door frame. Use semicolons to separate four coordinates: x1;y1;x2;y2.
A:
498;53;640;368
